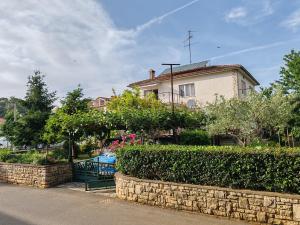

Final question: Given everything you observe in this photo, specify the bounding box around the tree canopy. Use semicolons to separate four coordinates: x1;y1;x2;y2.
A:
2;71;56;146
206;87;295;146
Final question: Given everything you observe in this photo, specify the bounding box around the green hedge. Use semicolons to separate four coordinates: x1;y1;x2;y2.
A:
179;129;210;145
116;145;300;194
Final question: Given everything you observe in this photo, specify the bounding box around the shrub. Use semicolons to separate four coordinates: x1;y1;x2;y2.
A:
179;129;210;145
47;148;68;161
116;145;300;194
0;149;12;162
80;139;98;157
4;151;47;165
0;149;67;165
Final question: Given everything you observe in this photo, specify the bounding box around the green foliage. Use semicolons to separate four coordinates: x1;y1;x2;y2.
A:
279;50;300;94
44;88;102;159
0;149;12;162
5;151;47;165
278;50;300;138
107;87;206;140
60;86;90;115
207;87;295;146
80;138;98;156
179;130;210;145
0;97;26;118
1;71;56;146
0;149;67;165
117;145;300;194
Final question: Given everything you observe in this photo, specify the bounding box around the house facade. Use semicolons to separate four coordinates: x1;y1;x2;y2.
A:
128;61;259;107
89;97;111;110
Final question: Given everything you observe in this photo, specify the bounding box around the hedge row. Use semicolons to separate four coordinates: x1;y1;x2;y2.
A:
116;145;300;194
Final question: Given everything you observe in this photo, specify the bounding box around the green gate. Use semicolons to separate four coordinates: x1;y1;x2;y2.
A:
73;159;116;191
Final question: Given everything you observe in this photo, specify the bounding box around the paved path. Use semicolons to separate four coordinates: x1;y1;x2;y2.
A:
0;182;248;225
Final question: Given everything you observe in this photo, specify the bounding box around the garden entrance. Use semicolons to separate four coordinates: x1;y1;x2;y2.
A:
73;159;116;191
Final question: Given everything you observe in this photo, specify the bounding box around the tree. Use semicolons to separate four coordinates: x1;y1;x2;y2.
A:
107;87;206;141
0;97;26;118
44;87;94;160
278;50;300;139
2;71;56;146
60;86;90;115
206;87;294;146
279;50;300;94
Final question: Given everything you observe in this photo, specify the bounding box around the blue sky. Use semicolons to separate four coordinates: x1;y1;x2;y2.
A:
100;0;300;85
0;0;299;98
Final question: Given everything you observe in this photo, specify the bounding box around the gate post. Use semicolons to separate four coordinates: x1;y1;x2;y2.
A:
84;160;88;191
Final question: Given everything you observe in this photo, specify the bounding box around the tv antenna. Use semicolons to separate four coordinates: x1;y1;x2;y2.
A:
184;30;196;64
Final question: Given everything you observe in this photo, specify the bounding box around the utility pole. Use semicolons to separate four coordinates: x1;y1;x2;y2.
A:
162;63;180;144
162;63;180;114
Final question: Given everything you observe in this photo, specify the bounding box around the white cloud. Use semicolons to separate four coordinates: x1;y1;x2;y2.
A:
225;7;247;22
0;0;184;100
281;10;300;31
134;0;199;35
225;0;274;25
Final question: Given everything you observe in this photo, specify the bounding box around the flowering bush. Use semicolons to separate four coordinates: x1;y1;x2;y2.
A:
108;133;142;152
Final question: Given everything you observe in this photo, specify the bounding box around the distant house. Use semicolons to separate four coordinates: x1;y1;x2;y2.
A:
89;97;111;110
128;61;259;107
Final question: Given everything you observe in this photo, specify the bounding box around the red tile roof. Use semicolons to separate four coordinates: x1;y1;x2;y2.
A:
128;64;259;87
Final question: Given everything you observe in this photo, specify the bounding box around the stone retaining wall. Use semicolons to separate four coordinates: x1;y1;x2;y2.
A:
0;162;72;188
116;173;300;225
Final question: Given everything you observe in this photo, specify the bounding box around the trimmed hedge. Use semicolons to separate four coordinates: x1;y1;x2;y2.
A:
116;145;300;194
179;129;210;145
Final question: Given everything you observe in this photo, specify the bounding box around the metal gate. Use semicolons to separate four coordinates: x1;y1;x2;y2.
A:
73;159;116;191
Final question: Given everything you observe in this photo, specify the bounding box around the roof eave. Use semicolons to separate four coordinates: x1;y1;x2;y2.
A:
238;66;260;86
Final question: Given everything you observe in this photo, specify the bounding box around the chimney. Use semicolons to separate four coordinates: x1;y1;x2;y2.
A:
149;69;155;79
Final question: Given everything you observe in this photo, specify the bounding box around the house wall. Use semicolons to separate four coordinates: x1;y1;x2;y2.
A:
140;70;258;106
237;71;256;98
142;71;238;106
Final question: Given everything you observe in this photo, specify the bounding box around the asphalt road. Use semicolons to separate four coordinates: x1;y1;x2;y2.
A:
0;182;248;225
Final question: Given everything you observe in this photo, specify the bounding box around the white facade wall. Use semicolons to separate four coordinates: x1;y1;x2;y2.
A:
140;70;258;107
141;71;241;106
236;71;255;98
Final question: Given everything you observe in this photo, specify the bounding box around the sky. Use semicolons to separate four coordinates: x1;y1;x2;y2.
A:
0;0;300;100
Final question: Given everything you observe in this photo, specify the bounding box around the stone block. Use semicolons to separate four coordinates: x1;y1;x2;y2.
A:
239;197;249;209
264;196;276;208
257;212;267;223
293;204;300;221
207;198;218;210
215;190;226;199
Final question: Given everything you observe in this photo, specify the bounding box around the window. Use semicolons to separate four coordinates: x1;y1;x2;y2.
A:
179;83;195;97
241;80;246;95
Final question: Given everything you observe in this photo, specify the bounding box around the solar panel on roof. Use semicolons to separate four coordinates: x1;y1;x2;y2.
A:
160;60;210;75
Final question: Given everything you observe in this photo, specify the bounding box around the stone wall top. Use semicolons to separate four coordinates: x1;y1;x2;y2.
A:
0;162;70;168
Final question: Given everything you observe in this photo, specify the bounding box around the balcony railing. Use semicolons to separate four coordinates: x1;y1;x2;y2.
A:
158;92;182;104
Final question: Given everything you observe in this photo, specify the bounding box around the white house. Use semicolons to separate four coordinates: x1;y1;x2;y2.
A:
128;61;259;107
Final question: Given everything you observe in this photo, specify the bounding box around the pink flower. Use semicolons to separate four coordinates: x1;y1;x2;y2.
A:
121;135;126;142
129;133;136;140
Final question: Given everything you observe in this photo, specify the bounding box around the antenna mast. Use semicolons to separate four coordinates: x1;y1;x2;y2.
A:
184;30;194;64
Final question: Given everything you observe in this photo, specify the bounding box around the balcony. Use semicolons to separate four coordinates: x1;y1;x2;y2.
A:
158;92;183;104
